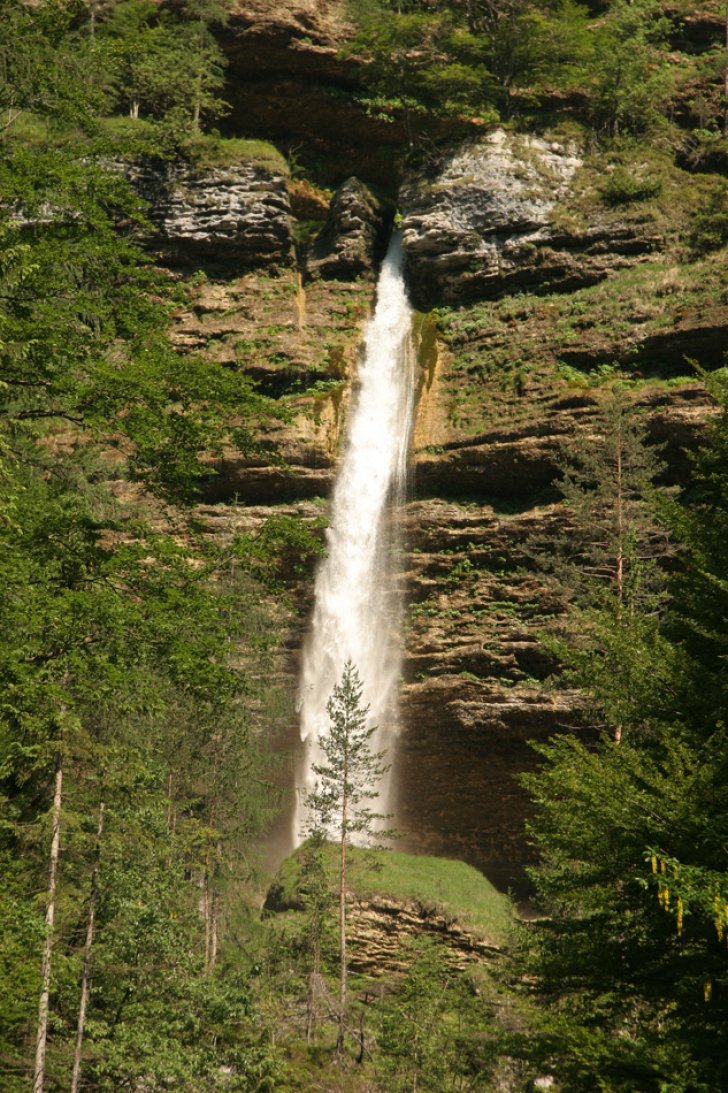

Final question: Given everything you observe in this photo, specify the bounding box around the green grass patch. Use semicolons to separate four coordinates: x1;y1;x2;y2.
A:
187;134;289;173
6;113;289;173
269;843;515;945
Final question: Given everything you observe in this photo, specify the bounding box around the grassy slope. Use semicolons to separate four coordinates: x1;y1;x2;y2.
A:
8;112;290;172
270;842;515;945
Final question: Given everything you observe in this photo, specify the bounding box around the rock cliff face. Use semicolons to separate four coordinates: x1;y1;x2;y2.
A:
308;177;390;280
401;131;583;308
125;160;293;268
348;897;500;974
399;130;666;309
217;0;409;184
215;0;481;184
169;266;372;502
389;130;723;888
136;94;722;892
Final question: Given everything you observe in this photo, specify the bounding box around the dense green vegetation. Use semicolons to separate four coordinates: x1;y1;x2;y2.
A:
3;0;728;1089
517;379;728;1090
348;0;727;143
0;2;294;1088
258;839;514;1091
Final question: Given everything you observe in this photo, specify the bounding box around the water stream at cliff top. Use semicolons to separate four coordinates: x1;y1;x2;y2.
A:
295;234;415;840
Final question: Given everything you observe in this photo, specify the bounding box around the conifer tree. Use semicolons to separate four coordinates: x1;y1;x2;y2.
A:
548;390;670;613
521;380;728;1089
536;389;673;741
303;662;390;1055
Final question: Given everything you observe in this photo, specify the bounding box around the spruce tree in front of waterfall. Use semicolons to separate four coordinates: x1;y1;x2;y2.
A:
303;661;390;1056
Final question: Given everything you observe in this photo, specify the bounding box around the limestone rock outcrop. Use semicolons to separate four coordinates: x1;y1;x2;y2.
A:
347;898;500;974
168;268;374;502
136;94;722;893
400;130;661;308
124;160;293;268
307;177;390;280
411;385;715;501
263;855;501;975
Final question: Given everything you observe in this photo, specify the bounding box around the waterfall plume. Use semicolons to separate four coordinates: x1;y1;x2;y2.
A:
296;234;415;840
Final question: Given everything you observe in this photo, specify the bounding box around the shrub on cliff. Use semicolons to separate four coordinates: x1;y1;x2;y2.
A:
689;181;728;253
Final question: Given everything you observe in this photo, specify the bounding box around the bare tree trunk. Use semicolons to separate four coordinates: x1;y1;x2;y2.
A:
1;108;21;134
615;436;624;615
337;795;347;1055
203;857;212;972
33;758;63;1093
70;801;105;1093
203;742;221;976
356;1001;367;1065
208;885;218;971
166;772;174;832
305;963;317;1044
130;101;139;119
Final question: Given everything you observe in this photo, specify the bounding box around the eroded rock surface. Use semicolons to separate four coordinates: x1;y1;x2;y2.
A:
169;269;373;501
125;161;293;268
141;113;722;894
348;898;500;974
412;384;715;501
308;177;390;280
400;130;665;308
219;0;410;184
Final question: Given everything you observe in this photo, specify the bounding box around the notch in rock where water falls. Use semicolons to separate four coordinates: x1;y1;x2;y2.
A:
295;234;416;844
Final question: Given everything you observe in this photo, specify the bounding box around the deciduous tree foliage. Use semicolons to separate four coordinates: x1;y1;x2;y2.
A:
348;0;679;137
0;3;290;1088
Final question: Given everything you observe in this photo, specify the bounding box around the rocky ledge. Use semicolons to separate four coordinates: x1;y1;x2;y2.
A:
412;384;715;501
347;898;500;975
124;160;293;268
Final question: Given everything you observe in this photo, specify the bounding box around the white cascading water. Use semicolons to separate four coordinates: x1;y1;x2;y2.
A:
295;234;415;840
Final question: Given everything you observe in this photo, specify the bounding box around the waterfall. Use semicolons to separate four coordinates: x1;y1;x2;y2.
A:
295;234;415;840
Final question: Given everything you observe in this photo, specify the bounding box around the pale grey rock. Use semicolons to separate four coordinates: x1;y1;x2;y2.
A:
400;129;659;307
124;161;293;268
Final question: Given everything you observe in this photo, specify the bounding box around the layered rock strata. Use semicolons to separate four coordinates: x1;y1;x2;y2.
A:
124;160;293;268
170;268;373;502
218;0;408;184
399;130;668;309
308;177;390;280
348;898;500;974
142;116;724;893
